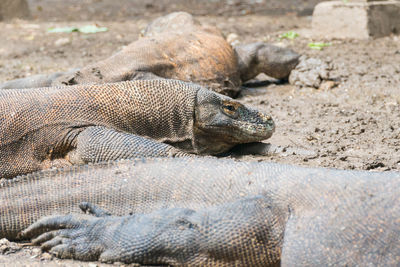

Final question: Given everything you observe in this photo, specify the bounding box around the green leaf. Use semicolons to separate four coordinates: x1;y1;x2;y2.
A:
78;25;108;34
47;27;79;33
279;31;299;40
47;25;108;34
308;42;332;50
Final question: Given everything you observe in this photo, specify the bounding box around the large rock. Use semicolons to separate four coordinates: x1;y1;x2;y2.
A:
0;0;30;20
312;1;400;39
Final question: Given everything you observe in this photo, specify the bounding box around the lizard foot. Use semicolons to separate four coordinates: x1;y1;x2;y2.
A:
21;197;286;265
20;209;201;264
21;214;121;262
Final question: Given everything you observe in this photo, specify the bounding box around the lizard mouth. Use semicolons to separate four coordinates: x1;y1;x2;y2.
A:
233;120;275;139
204;120;275;141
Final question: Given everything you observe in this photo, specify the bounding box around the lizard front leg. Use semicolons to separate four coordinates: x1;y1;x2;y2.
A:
22;196;286;266
67;126;189;165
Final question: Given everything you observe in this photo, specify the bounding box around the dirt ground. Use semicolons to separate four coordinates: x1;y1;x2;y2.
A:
0;0;399;266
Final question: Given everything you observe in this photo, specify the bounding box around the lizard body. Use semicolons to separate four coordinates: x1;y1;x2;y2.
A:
0;157;398;266
0;80;273;178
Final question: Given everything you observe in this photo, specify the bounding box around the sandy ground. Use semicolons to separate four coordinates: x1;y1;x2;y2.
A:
0;0;399;265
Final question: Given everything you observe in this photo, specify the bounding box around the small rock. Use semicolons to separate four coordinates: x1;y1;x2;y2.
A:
273;42;288;48
319;80;337;90
54;37;70;47
41;252;53;260
226;33;240;46
31;247;41;255
306;135;318;141
0;238;21;254
289;56;332;88
88;263;98;267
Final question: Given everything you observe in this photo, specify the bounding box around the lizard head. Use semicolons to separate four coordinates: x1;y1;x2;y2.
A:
193;89;275;154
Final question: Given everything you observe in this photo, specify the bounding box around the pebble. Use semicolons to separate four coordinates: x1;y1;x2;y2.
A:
0;238;21;254
54;37;70;47
319;80;337;90
31;248;41;255
226;33;240;46
41;252;53;260
274;41;288;48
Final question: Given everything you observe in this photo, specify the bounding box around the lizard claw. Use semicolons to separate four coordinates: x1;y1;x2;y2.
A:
21;214;106;261
79;202;112;217
20;214;95;239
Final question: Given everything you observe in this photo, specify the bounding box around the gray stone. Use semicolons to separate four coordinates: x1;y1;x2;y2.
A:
0;238;21;255
312;1;400;39
289;56;332;88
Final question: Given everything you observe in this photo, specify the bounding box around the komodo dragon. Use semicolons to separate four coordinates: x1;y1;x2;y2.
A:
0;12;300;97
0;79;274;178
0;157;398;266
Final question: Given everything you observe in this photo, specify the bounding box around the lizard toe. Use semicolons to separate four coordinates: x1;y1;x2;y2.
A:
99;249;122;263
69;238;106;261
24;214;94;234
41;235;69;251
49;243;76;259
32;230;68;245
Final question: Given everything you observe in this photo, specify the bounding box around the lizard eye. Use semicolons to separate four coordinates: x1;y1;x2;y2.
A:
221;101;240;118
224;105;236;112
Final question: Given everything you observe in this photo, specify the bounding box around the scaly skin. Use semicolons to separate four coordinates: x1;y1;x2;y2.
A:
0;79;274;178
0;12;300;97
0;158;398;266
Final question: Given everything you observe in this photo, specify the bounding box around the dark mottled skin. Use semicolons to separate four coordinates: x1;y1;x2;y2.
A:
0;79;274;178
1;158;398;266
0;12;299;97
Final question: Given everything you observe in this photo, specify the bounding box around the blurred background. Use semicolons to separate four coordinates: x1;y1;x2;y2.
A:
26;0;323;20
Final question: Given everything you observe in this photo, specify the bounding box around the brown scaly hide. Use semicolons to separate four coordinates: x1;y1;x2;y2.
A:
0;78;275;178
0;80;197;178
55;12;242;97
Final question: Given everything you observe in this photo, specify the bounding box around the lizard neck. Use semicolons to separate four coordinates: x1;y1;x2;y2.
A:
86;80;198;146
